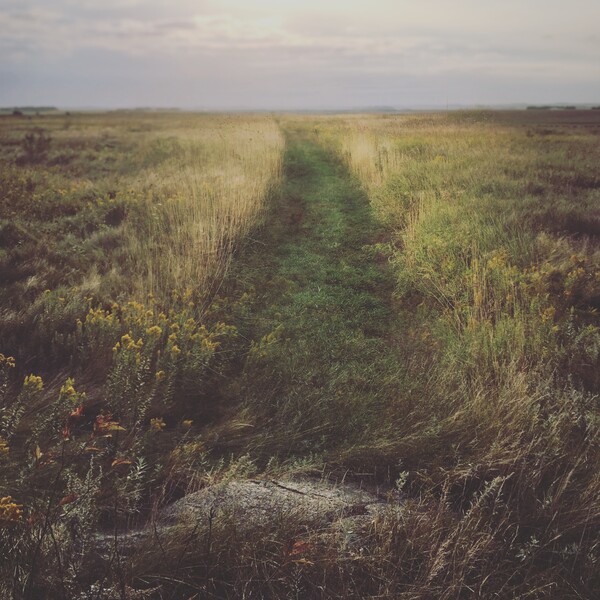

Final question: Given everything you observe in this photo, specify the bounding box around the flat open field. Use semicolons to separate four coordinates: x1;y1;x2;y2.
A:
1;110;599;599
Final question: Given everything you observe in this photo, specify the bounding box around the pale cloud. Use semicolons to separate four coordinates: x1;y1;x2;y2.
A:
0;0;598;108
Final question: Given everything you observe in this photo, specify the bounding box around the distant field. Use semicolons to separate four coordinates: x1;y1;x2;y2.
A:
0;112;283;303
0;110;599;599
483;108;600;127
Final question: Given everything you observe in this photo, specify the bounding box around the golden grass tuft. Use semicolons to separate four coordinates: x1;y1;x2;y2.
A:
123;115;284;305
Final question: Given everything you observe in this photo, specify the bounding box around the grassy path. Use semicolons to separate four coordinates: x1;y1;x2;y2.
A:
222;126;407;463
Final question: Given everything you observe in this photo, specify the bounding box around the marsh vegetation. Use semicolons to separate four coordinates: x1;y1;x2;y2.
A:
0;110;598;598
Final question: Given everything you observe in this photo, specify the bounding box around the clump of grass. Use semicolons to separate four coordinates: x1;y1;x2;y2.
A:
313;111;600;598
0;112;284;597
124;117;284;305
2;109;599;598
18;129;52;165
0;113;283;367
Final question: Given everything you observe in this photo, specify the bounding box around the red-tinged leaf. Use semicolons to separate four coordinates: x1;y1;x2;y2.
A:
289;540;311;557
59;494;78;506
84;446;103;453
62;424;71;440
94;413;125;435
70;404;84;418
111;458;132;468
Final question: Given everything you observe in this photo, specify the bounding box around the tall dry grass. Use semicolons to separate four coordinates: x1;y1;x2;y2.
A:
0;113;286;598
123;116;284;305
315;112;600;598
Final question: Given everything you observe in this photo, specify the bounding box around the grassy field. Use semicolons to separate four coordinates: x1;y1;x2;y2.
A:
0;110;599;598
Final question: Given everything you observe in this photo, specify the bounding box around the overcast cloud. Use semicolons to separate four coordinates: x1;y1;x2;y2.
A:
0;0;598;109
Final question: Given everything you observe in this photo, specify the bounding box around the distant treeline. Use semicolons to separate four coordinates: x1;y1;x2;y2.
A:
0;107;58;114
526;105;581;110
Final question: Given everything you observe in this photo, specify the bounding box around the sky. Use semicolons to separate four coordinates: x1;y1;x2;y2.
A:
1;0;599;109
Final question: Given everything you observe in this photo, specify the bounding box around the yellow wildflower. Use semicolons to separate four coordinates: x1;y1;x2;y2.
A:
155;370;166;382
23;374;43;392
0;496;22;526
150;417;166;432
182;419;193;429
541;307;556;323
59;378;84;404
202;338;219;352
170;344;181;358
0;354;16;369
0;438;9;455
